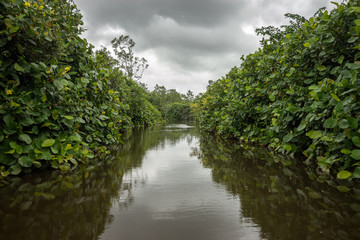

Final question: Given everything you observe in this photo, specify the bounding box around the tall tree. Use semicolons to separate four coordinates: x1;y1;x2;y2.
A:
111;35;148;81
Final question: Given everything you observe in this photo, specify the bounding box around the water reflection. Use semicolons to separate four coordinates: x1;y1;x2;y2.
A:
0;125;199;240
0;126;167;240
0;125;359;240
100;125;262;240
194;133;360;240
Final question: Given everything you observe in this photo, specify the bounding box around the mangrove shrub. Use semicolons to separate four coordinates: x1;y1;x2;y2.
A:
199;0;360;188
0;0;162;179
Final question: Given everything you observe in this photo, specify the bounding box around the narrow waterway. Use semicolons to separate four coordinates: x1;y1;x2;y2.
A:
0;124;359;240
99;124;261;239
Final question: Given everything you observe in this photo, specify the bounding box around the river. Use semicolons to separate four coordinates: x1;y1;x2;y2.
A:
0;124;359;239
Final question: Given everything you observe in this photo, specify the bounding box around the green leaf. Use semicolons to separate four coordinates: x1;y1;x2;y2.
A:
10;26;19;33
335;102;343;113
39;150;52;160
336;186;351;192
14;63;24;72
308;191;321;199
269;94;275;101
339;119;349;129
9;164;21;175
341;149;352;154
52;110;59;120
337;170;352;179
350;150;360;160
45;35;52;42
317;65;326;71
348;37;358;43
355;19;360;26
297;123;306;131
59;165;70;171
5;149;15;154
64;115;74;120
350;204;360;214
351;7;360;12
353;167;360;178
335;133;346;143
352;136;360;148
286;106;297;114
4;114;15;127
303;42;310;48
41;193;55;200
20;117;34;127
330;93;340;102
338;55;344;65
306;130;322;139
19;156;33;167
19;134;32;144
10;101;20;107
347;117;358;129
41;139;55;148
283;133;293;143
283;144;292;151
323;118;337;128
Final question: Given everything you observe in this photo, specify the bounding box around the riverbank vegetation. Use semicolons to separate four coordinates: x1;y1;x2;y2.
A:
199;0;360;190
147;84;195;122
0;0;165;180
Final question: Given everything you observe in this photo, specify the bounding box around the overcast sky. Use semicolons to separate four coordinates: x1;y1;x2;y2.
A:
72;0;341;94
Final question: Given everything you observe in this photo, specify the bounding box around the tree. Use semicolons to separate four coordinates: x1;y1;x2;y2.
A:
186;90;194;101
111;35;149;81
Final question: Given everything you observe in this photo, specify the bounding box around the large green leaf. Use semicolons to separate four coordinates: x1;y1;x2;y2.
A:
20;117;34;127
9;164;22;175
337;170;352;179
3;114;15;128
335;133;346;143
338;119;349;129
19;134;32;144
353;167;360;178
283;133;293;143
336;186;351;192
306;130;322;139
323;118;337;128
350;150;360;160
347;117;359;129
41;139;56;148
19;156;33;167
14;63;24;72
352;136;360;148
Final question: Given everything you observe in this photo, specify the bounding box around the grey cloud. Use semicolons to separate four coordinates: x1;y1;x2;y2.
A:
76;0;244;30
73;0;341;94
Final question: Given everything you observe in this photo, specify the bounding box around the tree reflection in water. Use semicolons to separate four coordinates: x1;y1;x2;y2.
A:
0;125;197;240
193;133;360;240
2;125;358;240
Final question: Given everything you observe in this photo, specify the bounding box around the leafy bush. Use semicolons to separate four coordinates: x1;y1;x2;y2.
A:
199;0;360;187
166;102;191;122
147;84;194;121
0;0;162;179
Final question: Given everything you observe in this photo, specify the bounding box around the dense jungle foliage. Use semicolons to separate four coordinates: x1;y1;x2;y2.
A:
199;0;360;189
147;84;195;122
0;0;163;180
